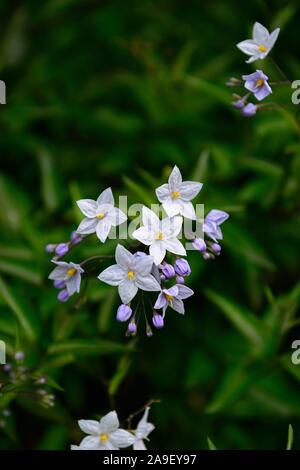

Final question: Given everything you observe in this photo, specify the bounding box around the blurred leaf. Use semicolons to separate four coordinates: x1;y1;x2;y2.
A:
0;259;42;286
286;424;293;450
48;338;132;357
207;436;218;450
109;353;132;396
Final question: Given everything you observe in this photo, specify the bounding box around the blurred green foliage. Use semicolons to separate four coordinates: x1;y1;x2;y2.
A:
0;0;300;450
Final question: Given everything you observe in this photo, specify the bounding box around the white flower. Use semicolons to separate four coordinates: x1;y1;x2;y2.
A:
132;206;186;265
155;166;203;219
98;244;161;304
237;22;280;64
133;407;155;450
203;210;229;242
154;284;194;317
71;411;135;450
48;261;84;295
76;188;127;243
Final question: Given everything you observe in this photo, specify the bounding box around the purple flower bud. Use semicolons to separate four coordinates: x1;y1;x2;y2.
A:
146;325;153;337
192;238;207;253
203;252;211;260
3;364;12;372
45;244;55;253
71;231;83;245
174;258;191;277
242;103;257;117
37;389;47;396
2;410;10;417
53;280;66;289
36;377;47;385
128;321;136;334
57;289;69;302
211;243;221;254
14;351;24;361
232;99;244;109
116;304;132;322
160;274;166;281
55;243;69;257
152;314;164;329
162;263;175;279
176;276;185;284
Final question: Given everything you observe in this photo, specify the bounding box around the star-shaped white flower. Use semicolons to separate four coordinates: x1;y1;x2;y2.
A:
133;407;155;450
71;411;135;450
203;209;229;242
132;206;186;265
48;261;84;295
154;284;194;317
76;187;127;243
155;166;203;219
98;244;161;304
237;22;280;64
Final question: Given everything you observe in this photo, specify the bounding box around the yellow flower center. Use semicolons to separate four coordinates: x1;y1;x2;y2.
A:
157;233;163;239
172;191;181;198
165;294;173;301
101;434;108;442
258;45;267;52
67;268;76;277
97;212;105;219
128;271;134;279
256;79;264;87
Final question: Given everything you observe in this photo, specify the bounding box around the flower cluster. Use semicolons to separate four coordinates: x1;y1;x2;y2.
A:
46;166;229;335
71;408;154;450
228;22;292;117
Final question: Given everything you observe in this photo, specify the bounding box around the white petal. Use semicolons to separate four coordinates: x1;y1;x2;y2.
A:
171;297;185;314
78;419;100;436
98;264;125;286
150;241;166;265
163;237;186;257
268;28;280;50
154;292;166;310
99;411;119;433
161;215;182;238
135;255;154;276
78;435;101;450
136;407;155;439
236;39;258;56
109;429;135;448
253;22;269;45
155;183;171;203
97;187;114;207
162;200;181;217
133;439;147;450
142;206;160;233
76;217;98;234
176;284;194;300
168;165;182;192
48;265;68;281
132;226;153;246
246;54;259;64
76;199;97;218
135;273;161;292
66;274;78;295
108;208;127;227
180;181;203;201
115;244;134;268
179;201;196;220
118;278;138;304
206;209;229;225
96;220;112;243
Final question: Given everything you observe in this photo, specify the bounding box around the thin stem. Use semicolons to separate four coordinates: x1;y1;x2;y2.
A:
127;398;162;431
268;55;292;84
80;255;114;266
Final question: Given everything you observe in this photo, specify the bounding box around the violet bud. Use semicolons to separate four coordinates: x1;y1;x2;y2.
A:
211;243;221;254
203;252;211;260
146;325;153;337
57;289;69;302
55;243;69;257
128;321;136;334
2;410;10;417
3;364;12;372
45;244;55;253
174;258;191;277
37;389;47;396
116;304;132;322
71;231;83;245
233;99;245;109
160;274;166;281
192;238;207;253
152;314;164;329
242;103;257;117
176;276;185;285
14;351;24;361
162;263;175;279
53;280;66;289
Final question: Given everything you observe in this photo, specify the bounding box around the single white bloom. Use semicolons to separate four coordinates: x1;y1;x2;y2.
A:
132;206;186;265
98;244;161;304
203;209;229;242
133;407;155;450
154;284;194;317
237;22;280;63
48;261;84;295
76;187;127;243
71;410;135;450
155;165;202;219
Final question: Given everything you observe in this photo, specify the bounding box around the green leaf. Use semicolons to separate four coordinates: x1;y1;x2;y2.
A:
286;424;293;450
37;150;63;212
207;436;218;450
109;354;132;396
0;259;42;285
48;338;132;357
122;175;155;207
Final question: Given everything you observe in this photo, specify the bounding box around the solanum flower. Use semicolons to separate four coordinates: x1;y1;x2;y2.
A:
237;22;280;64
76;187;127;243
242;70;272;101
155;165;202;219
98;244;160;304
48;261;84;295
154;284;194;316
71;411;135;450
203;210;229;243
132;206;186;265
133;407;155;450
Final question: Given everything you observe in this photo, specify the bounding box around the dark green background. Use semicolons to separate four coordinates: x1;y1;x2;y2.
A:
0;0;300;450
